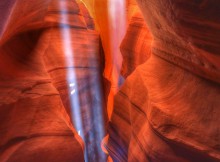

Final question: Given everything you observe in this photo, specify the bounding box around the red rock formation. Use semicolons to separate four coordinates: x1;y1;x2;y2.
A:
78;2;95;30
137;0;220;84
2;0;220;161
107;0;220;162
43;1;107;161
0;0;94;161
120;11;152;78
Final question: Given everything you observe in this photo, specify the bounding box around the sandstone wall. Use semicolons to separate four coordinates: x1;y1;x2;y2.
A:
107;1;220;161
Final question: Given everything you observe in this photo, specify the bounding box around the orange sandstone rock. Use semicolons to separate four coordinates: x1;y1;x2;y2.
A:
107;0;220;161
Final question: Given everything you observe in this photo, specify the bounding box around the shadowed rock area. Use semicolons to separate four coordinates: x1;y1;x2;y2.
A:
0;0;106;161
1;0;220;162
107;0;220;162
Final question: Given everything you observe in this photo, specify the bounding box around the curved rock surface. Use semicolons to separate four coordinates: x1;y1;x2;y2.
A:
137;0;220;84
1;0;220;161
108;55;220;162
0;0;100;161
120;11;152;78
43;0;107;161
107;0;220;162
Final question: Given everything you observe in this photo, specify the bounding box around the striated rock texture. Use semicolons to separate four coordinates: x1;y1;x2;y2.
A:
0;0;106;161
137;0;220;84
78;2;95;30
107;0;220;162
120;11;152;78
43;0;107;161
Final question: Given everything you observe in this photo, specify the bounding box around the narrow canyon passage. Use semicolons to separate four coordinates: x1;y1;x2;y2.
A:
0;0;220;162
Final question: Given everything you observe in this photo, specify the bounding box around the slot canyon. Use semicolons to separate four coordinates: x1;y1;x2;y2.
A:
0;0;220;162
